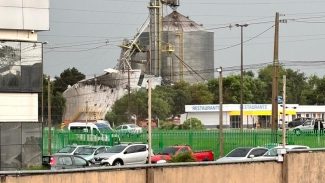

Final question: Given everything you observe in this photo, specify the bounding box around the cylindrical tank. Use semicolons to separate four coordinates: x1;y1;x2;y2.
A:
131;11;214;83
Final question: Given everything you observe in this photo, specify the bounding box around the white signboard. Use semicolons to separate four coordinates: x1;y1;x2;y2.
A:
0;0;49;30
0;93;38;122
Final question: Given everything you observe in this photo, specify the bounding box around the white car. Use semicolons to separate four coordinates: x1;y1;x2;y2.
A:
263;145;310;157
54;145;91;156
216;147;268;163
292;119;324;135
91;143;149;166
116;124;143;135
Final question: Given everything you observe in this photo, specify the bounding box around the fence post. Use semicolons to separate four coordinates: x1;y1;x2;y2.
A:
189;131;193;147
158;131;163;150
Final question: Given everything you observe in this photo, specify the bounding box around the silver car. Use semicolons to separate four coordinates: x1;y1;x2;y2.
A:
74;146;111;161
216;147;268;163
92;143;149;166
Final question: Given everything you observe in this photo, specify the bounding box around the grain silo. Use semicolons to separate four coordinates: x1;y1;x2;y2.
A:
131;10;214;84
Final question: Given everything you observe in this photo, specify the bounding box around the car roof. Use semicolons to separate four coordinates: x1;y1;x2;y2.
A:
273;145;310;149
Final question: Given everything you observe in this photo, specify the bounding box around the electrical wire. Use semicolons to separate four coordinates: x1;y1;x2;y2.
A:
215;25;274;51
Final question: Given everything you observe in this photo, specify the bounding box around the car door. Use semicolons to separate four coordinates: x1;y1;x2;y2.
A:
55;156;73;170
133;145;148;164
73;156;89;169
302;120;313;132
123;145;138;165
122;125;129;133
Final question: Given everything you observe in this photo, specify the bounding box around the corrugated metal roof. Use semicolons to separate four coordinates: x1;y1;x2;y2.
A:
144;11;205;32
162;11;204;32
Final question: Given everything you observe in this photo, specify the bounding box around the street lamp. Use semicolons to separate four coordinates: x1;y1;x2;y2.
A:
235;23;248;130
216;67;224;157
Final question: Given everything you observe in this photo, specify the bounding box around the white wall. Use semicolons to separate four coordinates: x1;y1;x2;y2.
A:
0;93;38;122
0;0;49;30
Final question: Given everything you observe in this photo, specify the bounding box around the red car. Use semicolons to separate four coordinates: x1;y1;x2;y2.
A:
151;145;214;163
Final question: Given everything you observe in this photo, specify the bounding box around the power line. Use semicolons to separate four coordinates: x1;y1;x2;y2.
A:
215;25;274;51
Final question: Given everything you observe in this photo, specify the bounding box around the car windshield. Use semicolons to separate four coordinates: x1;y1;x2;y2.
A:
95;123;114;133
129;124;138;128
264;148;278;156
58;146;77;153
161;147;178;155
76;147;96;155
226;148;251;157
106;145;127;153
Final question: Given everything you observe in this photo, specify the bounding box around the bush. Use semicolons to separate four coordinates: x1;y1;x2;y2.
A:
159;121;180;130
181;118;205;130
169;151;195;163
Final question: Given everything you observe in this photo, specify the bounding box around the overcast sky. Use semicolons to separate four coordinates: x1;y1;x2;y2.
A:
39;0;325;78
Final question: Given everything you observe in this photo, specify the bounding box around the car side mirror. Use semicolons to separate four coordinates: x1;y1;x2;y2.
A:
124;151;128;154
249;155;255;158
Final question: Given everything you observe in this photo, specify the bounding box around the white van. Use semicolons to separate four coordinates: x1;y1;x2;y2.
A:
68;122;120;145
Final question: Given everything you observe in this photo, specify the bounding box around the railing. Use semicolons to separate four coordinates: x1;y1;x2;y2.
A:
43;129;325;158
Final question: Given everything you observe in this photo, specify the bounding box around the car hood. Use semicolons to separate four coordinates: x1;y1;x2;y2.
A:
94;153;118;159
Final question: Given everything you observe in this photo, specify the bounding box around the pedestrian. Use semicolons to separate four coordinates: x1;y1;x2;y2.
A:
314;119;324;134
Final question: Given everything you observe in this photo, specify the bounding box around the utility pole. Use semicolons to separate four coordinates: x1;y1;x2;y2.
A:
148;0;162;76
147;78;152;164
86;101;88;125
282;75;286;148
235;23;248;130
271;12;280;133
47;76;52;155
217;67;224;157
127;65;131;122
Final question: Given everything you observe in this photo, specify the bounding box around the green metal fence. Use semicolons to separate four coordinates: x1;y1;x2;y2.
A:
43;129;325;158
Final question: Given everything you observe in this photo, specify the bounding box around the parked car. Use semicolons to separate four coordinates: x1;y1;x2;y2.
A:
54;145;91;156
91;143;149;166
292;119;325;135
115;124;143;135
74;145;111;161
46;154;91;170
263;145;310;157
216;147;268;163
151;145;214;163
287;117;312;128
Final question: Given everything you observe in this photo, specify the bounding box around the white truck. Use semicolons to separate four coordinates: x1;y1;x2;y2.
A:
68;122;120;145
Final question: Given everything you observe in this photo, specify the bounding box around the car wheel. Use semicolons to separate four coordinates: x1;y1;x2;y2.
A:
113;160;123;166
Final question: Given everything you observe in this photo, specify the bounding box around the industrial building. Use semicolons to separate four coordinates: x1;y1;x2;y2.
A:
131;10;214;84
63;1;215;123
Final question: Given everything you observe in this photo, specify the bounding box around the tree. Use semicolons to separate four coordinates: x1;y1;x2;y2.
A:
284;68;307;104
53;67;85;93
171;81;192;115
42;75;66;126
106;88;172;126
189;83;214;104
181;118;205;130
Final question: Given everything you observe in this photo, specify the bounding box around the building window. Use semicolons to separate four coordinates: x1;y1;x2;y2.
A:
0;41;42;92
230;115;240;128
